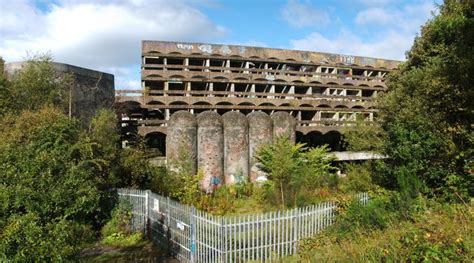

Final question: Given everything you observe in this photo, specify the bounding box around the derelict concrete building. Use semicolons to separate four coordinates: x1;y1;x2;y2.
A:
116;41;399;189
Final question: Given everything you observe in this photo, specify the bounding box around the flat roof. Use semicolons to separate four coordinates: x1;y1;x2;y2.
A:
142;40;401;70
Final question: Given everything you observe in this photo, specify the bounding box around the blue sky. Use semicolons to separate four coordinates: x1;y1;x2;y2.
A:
0;0;440;89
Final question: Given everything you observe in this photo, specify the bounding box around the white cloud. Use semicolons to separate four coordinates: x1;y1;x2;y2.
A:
355;2;436;33
291;1;437;61
0;0;225;89
281;0;329;28
290;30;410;60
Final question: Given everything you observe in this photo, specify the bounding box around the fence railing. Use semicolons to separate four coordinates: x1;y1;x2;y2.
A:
117;189;369;262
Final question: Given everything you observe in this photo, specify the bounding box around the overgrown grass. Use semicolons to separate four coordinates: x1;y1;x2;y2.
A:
284;195;473;262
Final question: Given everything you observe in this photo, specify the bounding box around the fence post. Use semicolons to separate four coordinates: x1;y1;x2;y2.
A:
293;208;299;253
145;190;149;236
190;207;196;263
166;196;171;227
220;217;225;263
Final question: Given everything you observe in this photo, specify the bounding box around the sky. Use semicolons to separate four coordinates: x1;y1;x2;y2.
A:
0;0;440;90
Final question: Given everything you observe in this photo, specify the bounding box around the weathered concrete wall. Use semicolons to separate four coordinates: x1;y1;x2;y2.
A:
248;111;273;183
166;111;197;174
5;61;114;124
222;111;249;184
271;111;296;142
197;111;224;192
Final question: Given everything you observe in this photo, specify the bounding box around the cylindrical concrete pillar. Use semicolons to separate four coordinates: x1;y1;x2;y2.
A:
197;111;224;192
248;111;273;183
166;111;197;174
271;111;296;142
222;111;249;185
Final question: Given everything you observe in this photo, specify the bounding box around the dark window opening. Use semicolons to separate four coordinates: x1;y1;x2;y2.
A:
362;90;375;97
145;81;164;91
167;58;183;65
346;89;360;96
168;82;185;96
191;82;207;96
145;57;163;64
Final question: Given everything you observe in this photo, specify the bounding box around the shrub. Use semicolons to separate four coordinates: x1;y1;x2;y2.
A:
101;202;144;248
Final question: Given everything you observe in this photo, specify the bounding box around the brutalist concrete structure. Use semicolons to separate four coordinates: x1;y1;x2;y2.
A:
166;110;197;174
222;111;249;185
116;41;399;187
197;111;224;192
5;61;114;124
248;111;273;183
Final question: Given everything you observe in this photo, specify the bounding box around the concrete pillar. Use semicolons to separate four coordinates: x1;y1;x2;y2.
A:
205;59;210;72
229;83;235;97
186;82;191;97
184;58;189;71
222;111;249;185
164;81;169;97
250;84;256;98
163;58;167;71
166;111;197;175
271;111;297;142
209;82;214;97
248;111;273;183
197;111;224;193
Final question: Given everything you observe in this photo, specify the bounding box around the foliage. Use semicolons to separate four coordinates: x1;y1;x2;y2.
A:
101;202;143;248
0;107;102;260
256;137;337;208
287;200;473;262
0;54;74;115
342;121;385;152
379;0;473;200
339;162;376;193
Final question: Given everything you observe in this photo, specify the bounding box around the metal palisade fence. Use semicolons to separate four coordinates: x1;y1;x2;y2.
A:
117;189;369;262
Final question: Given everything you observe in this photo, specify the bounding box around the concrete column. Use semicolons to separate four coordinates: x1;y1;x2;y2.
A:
209;82;214;97
287;85;295;99
250;84;255;98
229;83;235;97
166;111;197;175
223;112;249;185
225;60;231;73
205;59;210;72
184;58;189;71
186;82;191;97
268;84;275;99
165;109;170;120
163;58;167;71
197;111;224;193
163;81;169;97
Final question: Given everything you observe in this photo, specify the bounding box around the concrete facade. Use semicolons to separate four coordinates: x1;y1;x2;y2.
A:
116;40;399;155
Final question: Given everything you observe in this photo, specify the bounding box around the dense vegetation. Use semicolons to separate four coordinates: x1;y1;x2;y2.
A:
289;1;473;261
0;58;157;260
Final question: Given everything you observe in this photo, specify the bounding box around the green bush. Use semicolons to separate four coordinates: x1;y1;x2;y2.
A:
102;232;144;247
101;202;144;248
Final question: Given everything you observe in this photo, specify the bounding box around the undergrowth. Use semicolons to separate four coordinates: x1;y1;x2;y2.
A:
284;193;473;262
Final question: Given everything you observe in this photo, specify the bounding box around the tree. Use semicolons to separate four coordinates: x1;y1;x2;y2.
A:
342;121;385;152
0;107;100;260
0;54;73;115
256;137;336;208
379;0;473;200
